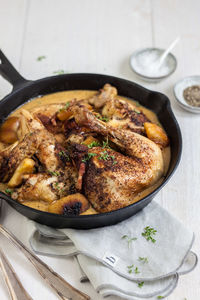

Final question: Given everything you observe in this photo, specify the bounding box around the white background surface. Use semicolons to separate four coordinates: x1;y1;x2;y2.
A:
0;0;200;299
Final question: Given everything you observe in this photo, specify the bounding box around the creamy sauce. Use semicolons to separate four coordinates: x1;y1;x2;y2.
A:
1;90;171;210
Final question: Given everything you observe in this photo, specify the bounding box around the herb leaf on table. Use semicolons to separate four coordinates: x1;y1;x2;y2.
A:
141;226;157;243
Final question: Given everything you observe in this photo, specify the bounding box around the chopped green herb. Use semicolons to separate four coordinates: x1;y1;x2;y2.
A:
138;257;148;264
87;141;101;149
127;264;140;275
48;170;60;177
53;70;65;75
37;55;46;61
127;264;134;269
102;139;111;149
127;265;134;274
134;101;140;107
98;151;117;165
96;114;109;122
58;102;70;112
134;109;141;114
122;235;128;239
110;155;117;164
121;235;137;248
54;182;61;190
65;102;70;109
5;188;13;196
138;281;144;288
59;151;70;161
82;153;97;162
157;296;164;299
98;150;110;161
142;226;157;243
128;237;137;248
101;116;109;122
134;267;140;274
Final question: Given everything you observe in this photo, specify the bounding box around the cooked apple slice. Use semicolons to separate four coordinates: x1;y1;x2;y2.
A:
8;158;35;187
80;207;97;215
23;201;49;212
144;122;169;148
0;117;20;144
48;193;90;216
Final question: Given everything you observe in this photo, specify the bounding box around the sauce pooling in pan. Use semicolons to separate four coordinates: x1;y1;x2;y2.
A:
0;84;170;215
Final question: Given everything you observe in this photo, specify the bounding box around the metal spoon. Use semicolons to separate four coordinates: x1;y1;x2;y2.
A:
0;247;33;300
155;36;180;70
0;202;90;300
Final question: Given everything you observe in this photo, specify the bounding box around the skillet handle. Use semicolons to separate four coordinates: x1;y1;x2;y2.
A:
0;49;30;89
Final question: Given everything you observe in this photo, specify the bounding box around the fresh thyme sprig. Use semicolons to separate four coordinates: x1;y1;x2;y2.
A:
53;70;66;75
127;265;140;274
82;152;97;162
48;170;60;177
5;188;13;196
96;114;109;122
142;226;157;243
58;150;70;161
87;141;101;148
37;55;46;61
127;264;134;274
121;235;137;248
98;150;110;160
134;267;140;274
138;257;148;264
138;281;144;288
102;140;111;149
98;150;117;165
134;109;141;114
54;182;65;192
58;102;70;112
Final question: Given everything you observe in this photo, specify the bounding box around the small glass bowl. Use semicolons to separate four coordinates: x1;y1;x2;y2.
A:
129;48;177;82
174;76;200;113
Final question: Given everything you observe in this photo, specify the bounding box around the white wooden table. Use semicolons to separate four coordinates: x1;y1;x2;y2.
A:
0;0;199;299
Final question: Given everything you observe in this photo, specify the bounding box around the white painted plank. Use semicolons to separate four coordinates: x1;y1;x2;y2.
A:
151;1;200;299
20;0;152;81
0;0;28;98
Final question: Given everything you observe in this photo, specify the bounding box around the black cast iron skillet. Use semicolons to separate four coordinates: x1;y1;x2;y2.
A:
0;50;182;229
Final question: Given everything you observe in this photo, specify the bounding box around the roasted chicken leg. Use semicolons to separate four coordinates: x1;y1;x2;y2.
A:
68;103;164;212
0;110;77;202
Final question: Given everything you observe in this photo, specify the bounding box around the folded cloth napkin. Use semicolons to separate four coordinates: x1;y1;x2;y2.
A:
28;201;197;299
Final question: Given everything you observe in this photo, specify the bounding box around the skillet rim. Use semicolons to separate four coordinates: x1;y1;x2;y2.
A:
0;73;182;221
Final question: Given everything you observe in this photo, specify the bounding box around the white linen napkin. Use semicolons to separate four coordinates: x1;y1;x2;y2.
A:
27;201;197;299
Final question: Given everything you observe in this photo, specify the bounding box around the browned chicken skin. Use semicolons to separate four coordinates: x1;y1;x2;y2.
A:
88;84;149;135
88;83;118;108
13;173;76;203
68;103;164;212
0;110;77;202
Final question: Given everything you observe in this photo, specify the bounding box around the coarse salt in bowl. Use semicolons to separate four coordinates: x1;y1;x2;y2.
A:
130;48;177;82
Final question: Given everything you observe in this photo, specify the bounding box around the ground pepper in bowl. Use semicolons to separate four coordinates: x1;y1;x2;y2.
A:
183;85;200;107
